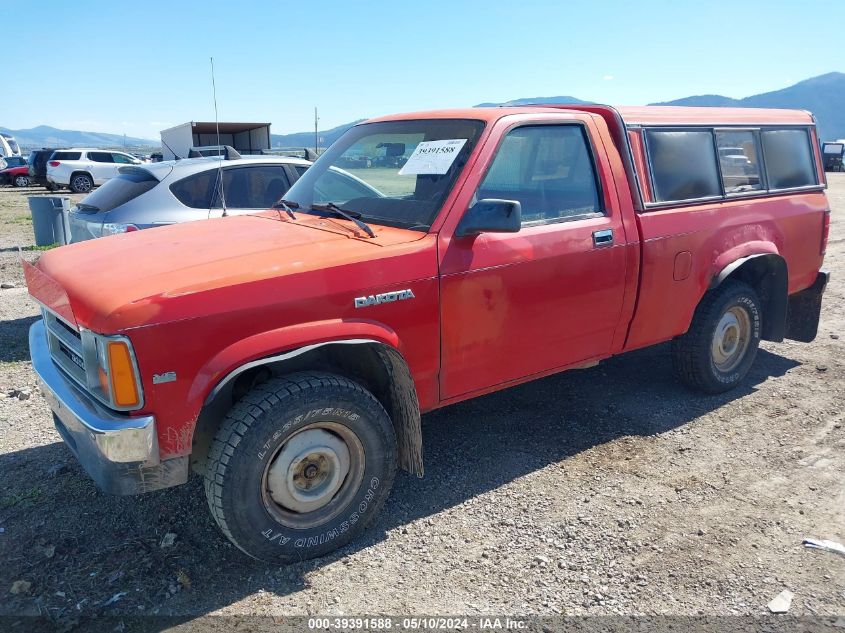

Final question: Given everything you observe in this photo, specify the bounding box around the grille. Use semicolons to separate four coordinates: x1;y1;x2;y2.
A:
43;309;88;389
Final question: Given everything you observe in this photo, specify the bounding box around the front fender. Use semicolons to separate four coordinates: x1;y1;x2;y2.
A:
184;320;425;477
186;319;401;413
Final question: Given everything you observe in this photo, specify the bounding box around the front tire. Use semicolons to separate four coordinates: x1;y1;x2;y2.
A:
672;280;762;393
13;175;29;187
204;372;397;563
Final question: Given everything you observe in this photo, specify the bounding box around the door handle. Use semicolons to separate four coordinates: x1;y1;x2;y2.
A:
593;229;613;247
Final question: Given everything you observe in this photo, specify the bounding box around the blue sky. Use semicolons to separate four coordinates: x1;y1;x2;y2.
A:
3;0;842;139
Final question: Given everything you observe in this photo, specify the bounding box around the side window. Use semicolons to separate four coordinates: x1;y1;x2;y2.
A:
89;152;114;163
213;165;290;209
476;125;603;225
645;130;722;202
112;153;135;164
715;131;763;193
169;169;218;209
761;129;817;189
52;151;81;161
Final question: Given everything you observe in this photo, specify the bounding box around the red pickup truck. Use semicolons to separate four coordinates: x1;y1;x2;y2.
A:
25;105;830;562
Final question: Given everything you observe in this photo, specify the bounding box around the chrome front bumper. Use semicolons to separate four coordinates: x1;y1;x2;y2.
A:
29;320;187;494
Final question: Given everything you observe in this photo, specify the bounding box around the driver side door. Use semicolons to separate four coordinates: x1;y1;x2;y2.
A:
439;119;629;400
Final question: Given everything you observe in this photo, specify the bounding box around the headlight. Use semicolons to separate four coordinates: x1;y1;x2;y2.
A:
81;330;143;410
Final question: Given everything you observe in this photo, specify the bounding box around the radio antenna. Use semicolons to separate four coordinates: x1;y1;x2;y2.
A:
161;136;181;161
210;56;227;217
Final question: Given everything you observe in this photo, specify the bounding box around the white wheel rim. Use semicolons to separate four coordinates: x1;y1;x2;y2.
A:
711;306;751;372
267;428;351;513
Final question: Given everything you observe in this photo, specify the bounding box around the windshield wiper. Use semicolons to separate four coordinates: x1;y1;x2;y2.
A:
75;203;100;212
271;198;298;219
311;202;375;238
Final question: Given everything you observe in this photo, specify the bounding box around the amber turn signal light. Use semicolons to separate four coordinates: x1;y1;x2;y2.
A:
107;341;140;408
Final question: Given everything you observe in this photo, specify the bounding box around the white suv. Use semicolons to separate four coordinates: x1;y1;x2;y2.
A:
47;149;143;193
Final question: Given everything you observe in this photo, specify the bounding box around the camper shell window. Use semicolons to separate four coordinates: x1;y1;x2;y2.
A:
644;130;722;203
760;129;817;190
641;126;820;207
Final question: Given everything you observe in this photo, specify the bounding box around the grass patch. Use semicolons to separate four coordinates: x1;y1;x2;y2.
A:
6;214;32;225
21;243;59;251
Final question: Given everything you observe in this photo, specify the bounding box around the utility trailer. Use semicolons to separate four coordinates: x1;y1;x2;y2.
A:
159;121;271;160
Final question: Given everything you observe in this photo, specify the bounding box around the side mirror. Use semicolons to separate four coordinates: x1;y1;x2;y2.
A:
455;199;521;237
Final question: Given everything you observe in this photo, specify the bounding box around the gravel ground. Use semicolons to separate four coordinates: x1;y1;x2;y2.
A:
0;179;843;628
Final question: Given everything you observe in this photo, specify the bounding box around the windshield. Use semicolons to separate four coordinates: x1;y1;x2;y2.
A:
282;119;485;230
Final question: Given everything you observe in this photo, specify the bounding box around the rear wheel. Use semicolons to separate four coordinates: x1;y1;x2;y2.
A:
13;174;29;187
204;372;397;562
672;280;762;393
70;173;93;193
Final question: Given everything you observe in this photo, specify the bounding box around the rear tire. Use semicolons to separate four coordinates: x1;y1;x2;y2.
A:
204;372;397;563
70;173;93;193
672;280;762;394
13;175;29;187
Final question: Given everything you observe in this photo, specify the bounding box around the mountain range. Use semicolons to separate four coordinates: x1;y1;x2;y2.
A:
475;95;589;107
270;120;365;149
280;72;845;146
0;125;158;149
651;72;845;140
5;73;845;151
475;73;845;140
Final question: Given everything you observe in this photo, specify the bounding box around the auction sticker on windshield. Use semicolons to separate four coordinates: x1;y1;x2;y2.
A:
399;139;467;175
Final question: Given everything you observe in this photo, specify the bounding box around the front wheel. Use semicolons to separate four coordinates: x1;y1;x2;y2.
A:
204;372;397;563
13;174;29;187
672;280;762;393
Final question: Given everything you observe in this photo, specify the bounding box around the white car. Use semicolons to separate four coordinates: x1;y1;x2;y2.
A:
47;149;143;193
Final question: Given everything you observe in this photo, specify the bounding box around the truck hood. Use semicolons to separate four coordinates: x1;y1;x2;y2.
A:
25;212;426;332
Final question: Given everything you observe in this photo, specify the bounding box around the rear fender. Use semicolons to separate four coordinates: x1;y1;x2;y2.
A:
710;249;788;342
709;241;780;284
